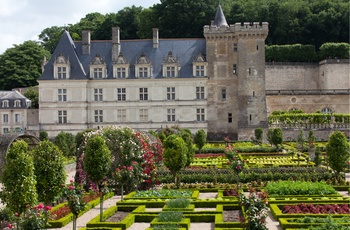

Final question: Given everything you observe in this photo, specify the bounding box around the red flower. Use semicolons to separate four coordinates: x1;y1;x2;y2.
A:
122;166;126;169
45;206;52;211
237;165;242;170
7;223;12;229
69;185;74;190
128;166;133;171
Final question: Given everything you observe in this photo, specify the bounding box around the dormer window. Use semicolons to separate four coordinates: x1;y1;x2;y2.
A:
162;51;180;78
2;100;9;108
192;53;208;77
53;54;70;79
113;53;130;79
14;100;21;107
89;55;107;79
135;53;152;78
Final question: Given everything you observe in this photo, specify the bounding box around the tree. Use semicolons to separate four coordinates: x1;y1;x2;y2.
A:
38;26;65;53
266;128;274;146
297;129;306;152
179;129;195;167
39;130;48;141
271;128;283;148
23;87;39;109
314;146;322;167
194;129;206;153
32;140;66;205
54;131;76;157
326;131;350;176
308;130;315;148
0;41;50;90
1;140;37;214
254;128;263;144
163;134;188;185
84;136;111;222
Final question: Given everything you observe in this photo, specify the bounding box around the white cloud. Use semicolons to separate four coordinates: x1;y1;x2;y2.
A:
0;0;160;54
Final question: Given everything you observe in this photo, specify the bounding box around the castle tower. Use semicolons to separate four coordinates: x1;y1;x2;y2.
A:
204;5;269;140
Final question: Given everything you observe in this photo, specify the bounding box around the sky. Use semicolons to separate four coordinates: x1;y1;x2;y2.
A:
0;0;160;54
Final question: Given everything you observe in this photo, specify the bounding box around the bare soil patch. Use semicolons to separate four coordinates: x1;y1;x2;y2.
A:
105;211;130;222
223;210;242;222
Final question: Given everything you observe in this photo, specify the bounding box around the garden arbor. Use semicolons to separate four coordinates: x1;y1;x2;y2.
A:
0;133;39;178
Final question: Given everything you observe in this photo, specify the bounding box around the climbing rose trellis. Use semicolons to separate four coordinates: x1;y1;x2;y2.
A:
76;126;163;192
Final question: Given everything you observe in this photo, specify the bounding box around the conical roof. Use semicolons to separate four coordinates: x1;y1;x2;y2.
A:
213;4;228;27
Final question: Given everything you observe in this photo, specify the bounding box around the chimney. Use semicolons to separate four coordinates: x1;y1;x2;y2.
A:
82;30;91;55
153;28;159;49
112;27;120;61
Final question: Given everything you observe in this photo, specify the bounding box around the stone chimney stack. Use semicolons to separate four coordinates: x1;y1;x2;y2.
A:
82;30;91;55
112;27;120;61
153;28;159;49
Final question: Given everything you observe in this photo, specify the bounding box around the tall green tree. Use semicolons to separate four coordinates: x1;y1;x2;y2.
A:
23;87;39;109
179;129;195;167
32;140;66;205
297;129;306;152
84;136;111;222
194;129;206;153
0;41;50;90
38;26;65;53
54;131;76;157
272;128;283;148
254;128;263;144
326;131;350;176
1;140;37;213
163;134;188;185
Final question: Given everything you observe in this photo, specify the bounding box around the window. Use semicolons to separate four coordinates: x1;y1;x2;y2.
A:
3;128;9;133
2;100;9;108
117;88;126;101
139;67;148;78
167;87;175;100
58;110;67;124
195;66;205;77
321;107;333;114
139;88;148;101
233;64;237;74
167;109;175;122
228;113;233;123
3;114;8;123
221;88;227;100
166;66;176;78
117;67;126;78
248;67;252;76
57;67;67;79
196;108;205;122
94;88;103;101
14;100;21;107
93;68;103;79
15;114;20;123
196;87;205;100
94;110;103;123
58;89;67;101
233;43;238;52
117;109;126;122
139;109;148;122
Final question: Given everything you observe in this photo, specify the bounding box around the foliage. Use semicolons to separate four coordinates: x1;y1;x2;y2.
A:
23;87;39;109
38;26;65;53
326;131;350;176
0;207;13;229
163;134;188;184
297;129;306;151
133;189;192;198
266;44;318;62
84;136;111;187
32;140;66;205
224;145;244;174
166;198;190;209
113;162;139;193
271;128;283;148
61;182;86;216
282;203;349;214
14;203;52;230
314;147;322;167
319;42;350;60
239;188;269;230
1;140;37;214
0;41;50;90
54;131;76;157
308;130;315;148
254;128;263;144
268;113;350;125
194;129;207;153
39;130;48;141
158;211;183;222
179;129;195;167
294;215;350;224
265;181;337;196
267;129;274;146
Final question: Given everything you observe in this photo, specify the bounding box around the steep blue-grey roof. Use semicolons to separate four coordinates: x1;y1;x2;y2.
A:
40;31;206;80
213;4;228;27
0;90;31;109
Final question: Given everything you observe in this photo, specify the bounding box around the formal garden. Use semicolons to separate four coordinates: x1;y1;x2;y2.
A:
0;124;349;230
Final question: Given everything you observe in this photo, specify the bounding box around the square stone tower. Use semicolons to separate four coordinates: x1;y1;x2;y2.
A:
204;5;269;140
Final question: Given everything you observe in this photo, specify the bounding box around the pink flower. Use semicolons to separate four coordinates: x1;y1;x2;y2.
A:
37;203;44;210
132;161;137;165
69;185;74;190
122;166;126;169
45;206;52;211
237;165;242;170
128;166;133;171
70;179;74;183
14;212;18;217
7;223;12;229
116;168;120;172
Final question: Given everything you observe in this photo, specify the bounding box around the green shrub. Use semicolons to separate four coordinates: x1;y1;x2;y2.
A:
166;198;190;209
158;211;183;222
265;181;337;196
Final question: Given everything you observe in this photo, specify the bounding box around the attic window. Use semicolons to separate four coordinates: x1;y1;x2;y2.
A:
192;53;208;77
162;51;180;78
90;55;107;79
135;53;152;78
2;100;9;108
113;53;130;79
14;100;21;107
53;54;70;79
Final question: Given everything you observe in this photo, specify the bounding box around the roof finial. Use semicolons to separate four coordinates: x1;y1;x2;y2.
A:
212;4;228;27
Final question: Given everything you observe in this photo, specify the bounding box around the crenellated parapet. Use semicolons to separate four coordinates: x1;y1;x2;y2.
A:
204;22;268;40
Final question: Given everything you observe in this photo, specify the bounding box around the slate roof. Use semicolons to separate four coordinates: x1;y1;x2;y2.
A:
213;4;228;27
0;90;31;109
40;31;206;80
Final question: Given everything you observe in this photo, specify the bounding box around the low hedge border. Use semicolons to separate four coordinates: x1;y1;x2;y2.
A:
117;200;165;208
191;200;239;208
162;204;195;211
48;192;114;228
279;217;350;229
123;190;198;200
214;205;244;229
150;217;191;230
269;203;350;220
217;190;239;200
268;196;350;204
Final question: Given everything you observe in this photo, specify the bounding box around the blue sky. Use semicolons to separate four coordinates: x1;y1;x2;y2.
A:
0;0;160;54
